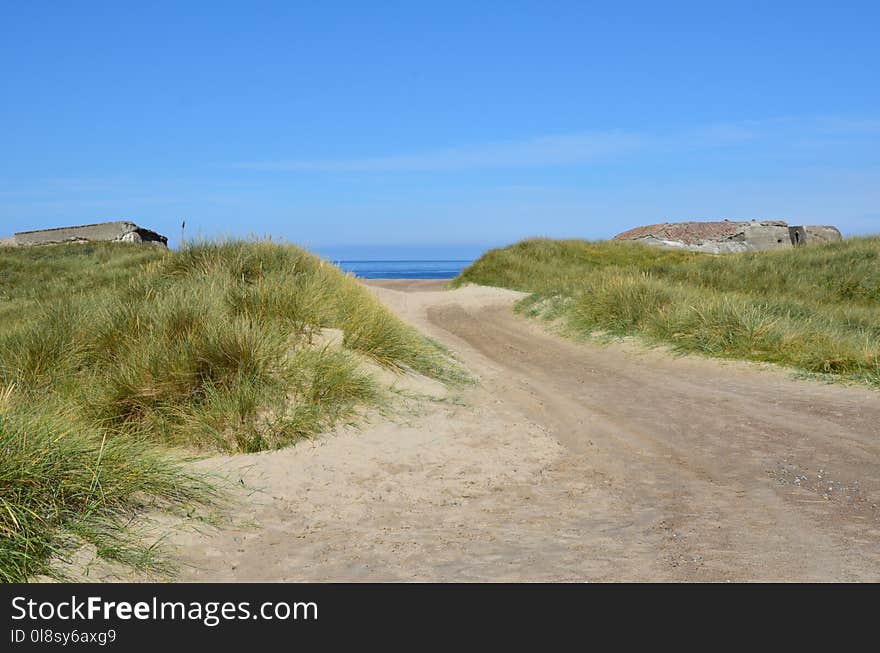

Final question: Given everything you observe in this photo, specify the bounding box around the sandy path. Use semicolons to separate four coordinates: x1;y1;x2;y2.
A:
167;279;879;582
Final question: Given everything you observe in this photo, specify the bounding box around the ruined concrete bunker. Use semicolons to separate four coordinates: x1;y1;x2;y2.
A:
613;220;842;254
1;221;168;248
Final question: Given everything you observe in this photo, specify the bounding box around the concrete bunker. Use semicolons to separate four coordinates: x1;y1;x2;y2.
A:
0;221;168;248
613;220;841;253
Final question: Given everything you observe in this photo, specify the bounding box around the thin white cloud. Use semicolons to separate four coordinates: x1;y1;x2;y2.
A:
235;130;643;172
813;117;880;133
234;115;880;174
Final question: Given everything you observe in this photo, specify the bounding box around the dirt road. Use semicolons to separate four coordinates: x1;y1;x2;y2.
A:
169;280;879;582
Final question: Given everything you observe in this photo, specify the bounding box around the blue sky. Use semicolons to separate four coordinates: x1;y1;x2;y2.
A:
1;1;878;257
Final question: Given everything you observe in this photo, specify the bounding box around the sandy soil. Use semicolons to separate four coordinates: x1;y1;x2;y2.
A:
142;279;879;582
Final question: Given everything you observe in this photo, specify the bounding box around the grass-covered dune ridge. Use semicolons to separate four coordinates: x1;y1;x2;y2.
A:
1;239;459;451
454;237;880;387
0;239;459;581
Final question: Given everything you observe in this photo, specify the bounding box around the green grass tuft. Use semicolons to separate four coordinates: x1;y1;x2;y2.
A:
0;406;213;582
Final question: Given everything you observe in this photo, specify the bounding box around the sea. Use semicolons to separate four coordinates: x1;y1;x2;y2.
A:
336;260;473;279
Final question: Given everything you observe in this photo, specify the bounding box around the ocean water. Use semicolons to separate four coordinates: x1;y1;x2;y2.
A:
336;260;472;279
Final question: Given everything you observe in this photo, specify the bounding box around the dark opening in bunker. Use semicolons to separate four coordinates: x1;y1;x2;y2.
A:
789;226;807;247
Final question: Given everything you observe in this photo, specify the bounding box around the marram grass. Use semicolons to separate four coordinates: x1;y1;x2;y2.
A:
0;405;214;582
0;239;461;580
